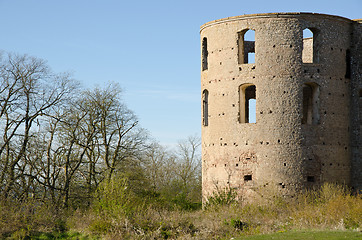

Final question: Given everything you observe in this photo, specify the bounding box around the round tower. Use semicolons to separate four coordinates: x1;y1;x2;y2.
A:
200;13;356;200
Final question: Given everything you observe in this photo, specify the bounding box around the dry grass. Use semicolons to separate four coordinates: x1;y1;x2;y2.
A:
67;183;361;239
1;183;361;239
0;198;68;238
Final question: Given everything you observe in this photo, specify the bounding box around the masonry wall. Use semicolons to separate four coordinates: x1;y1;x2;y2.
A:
200;13;361;201
350;19;362;192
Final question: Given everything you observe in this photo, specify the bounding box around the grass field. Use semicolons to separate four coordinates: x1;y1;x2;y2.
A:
238;230;362;240
10;230;362;240
9;231;99;240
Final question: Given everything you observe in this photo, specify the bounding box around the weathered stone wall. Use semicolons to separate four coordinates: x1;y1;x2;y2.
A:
200;13;362;201
302;38;313;63
350;19;362;192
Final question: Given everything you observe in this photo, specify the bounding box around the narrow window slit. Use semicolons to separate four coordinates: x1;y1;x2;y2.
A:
202;89;209;126
202;37;208;70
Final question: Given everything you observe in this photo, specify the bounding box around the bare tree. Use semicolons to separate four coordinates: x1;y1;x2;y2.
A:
140;136;202;206
0;53;76;200
176;136;201;193
0;52;154;209
53;84;148;207
79;85;148;182
142;142;174;192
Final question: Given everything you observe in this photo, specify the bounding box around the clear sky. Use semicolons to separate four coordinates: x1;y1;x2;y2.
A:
0;0;360;146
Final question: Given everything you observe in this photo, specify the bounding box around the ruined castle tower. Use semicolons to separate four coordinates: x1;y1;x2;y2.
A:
200;13;362;200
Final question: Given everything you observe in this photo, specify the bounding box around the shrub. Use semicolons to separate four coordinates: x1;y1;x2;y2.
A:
92;176;143;218
204;188;237;208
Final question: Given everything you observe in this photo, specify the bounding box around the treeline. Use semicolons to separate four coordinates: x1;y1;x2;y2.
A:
0;52;201;210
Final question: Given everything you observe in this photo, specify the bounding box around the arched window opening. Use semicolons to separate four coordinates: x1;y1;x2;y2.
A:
202;37;208;71
238;29;255;64
239;84;256;123
302;28;319;63
202;89;209;126
302;83;320;125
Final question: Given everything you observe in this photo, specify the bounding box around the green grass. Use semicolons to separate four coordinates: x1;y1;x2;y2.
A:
5;231;100;240
238;230;362;240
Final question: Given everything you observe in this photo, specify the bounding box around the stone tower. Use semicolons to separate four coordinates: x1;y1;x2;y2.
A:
200;13;362;201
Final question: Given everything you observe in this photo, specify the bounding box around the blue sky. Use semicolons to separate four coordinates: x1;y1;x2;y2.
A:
0;0;360;146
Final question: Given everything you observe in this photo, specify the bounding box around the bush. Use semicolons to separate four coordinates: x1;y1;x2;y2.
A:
204;188;237;208
92;177;143;218
171;192;202;211
0;197;68;238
